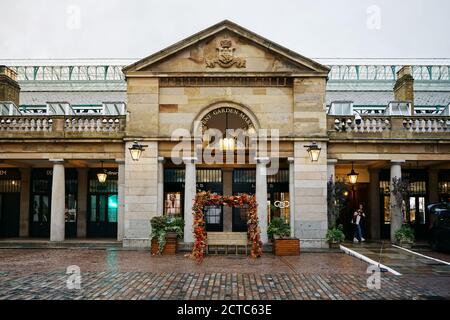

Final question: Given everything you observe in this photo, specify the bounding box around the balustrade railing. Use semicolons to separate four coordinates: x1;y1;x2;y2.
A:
402;117;450;133
332;115;391;133
65;116;125;132
0;116;53;132
0;115;126;135
329;115;450;137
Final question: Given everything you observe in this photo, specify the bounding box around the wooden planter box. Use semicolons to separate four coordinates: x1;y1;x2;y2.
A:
151;234;177;255
273;238;300;256
329;242;341;249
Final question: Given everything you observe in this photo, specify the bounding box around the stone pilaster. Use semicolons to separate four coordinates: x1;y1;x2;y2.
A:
255;157;270;244
19;168;30;237
327;159;337;182
126;78;159;137
288;157;295;237
157;157;164;216
183;157;197;243
222;168;233;232
369;169;380;240
428;168;439;204
293;141;328;248
390;161;404;243
123;141;158;248
293;77;327;137
76;168;88;238
50;159;65;242
116;160;125;242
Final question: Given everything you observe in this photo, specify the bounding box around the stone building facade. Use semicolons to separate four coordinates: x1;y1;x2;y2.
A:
0;21;450;248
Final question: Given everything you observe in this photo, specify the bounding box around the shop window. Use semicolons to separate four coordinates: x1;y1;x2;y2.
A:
268;192;290;224
205;205;221;224
197;169;222;183
0;180;21;193
233;169;256;183
164;169;185;183
164;192;182;217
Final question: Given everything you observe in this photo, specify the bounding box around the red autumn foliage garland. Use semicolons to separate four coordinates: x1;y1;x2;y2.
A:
187;191;262;263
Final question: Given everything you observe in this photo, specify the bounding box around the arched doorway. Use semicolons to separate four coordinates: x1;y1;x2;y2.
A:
193;103;263;232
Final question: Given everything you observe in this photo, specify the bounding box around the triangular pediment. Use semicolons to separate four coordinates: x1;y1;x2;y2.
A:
124;20;329;75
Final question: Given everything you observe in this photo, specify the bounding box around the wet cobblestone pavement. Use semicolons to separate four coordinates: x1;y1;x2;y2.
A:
0;248;449;300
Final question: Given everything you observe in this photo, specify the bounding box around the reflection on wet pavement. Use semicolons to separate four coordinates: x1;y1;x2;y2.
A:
341;242;450;276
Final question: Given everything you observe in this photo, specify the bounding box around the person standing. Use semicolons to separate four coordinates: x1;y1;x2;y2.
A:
352;203;366;243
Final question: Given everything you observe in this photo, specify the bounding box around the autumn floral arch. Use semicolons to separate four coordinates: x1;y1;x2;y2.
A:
188;191;262;263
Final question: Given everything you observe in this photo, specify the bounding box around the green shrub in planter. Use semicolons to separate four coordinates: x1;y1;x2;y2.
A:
151;216;184;254
394;225;415;245
326;224;345;244
267;217;291;239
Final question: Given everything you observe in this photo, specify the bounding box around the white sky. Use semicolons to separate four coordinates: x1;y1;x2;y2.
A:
1;0;449;60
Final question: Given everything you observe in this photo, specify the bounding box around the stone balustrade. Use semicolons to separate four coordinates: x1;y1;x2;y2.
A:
0;116;53;132
402;116;450;133
65;115;125;133
0;115;126;138
328;115;450;140
332;115;391;133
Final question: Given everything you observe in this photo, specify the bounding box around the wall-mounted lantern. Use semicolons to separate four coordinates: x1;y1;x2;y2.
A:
128;141;148;161
304;142;321;162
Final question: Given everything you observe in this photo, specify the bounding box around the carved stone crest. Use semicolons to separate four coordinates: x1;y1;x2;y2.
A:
205;39;246;68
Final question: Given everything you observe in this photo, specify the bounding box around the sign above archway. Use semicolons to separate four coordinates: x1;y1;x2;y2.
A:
200;106;255;134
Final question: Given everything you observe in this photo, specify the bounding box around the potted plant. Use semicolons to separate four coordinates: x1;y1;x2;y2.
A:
326;224;345;249
326;177;348;248
394;225;415;249
150;216;184;255
268;217;300;256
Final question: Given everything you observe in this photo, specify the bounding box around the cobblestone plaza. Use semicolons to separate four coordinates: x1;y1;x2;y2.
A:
0;248;449;300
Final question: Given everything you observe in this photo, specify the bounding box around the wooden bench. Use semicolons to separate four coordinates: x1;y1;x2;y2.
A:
206;232;248;255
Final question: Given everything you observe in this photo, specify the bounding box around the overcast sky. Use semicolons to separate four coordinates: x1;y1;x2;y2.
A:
1;0;449;60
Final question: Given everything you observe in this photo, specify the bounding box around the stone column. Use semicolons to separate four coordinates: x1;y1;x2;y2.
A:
369;169;380;240
327;159;337;182
50;159;65;242
390;161;404;243
256;157;269;244
19;168;30;237
428;168;439;204
157;157;164;216
76;168;88;238
183;157;197;243
116;160;125;242
288;157;295;237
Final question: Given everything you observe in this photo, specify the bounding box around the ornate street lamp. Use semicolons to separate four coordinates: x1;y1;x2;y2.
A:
97;161;108;183
347;162;359;185
128;140;148;161
304;142;321;162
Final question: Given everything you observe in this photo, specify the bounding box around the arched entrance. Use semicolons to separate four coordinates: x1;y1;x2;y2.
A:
190;103;266;233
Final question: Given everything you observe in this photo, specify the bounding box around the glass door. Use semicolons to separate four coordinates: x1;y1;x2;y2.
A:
408;196;427;239
30;176;51;237
87;194;117;237
87;170;118;238
232;169;255;232
0;174;21;238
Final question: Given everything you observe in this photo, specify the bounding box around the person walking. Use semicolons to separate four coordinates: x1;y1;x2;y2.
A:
352;203;366;243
